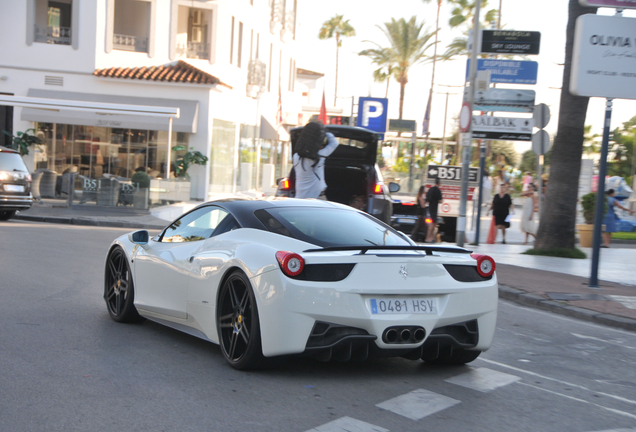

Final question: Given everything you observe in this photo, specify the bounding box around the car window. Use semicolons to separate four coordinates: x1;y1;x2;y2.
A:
255;207;410;247
161;206;229;243
0;152;28;172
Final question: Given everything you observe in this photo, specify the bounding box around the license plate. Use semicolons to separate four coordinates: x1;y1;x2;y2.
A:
397;218;416;224
5;185;25;192
369;298;438;315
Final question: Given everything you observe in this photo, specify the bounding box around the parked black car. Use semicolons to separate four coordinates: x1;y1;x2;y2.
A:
275;125;399;224
0;146;32;220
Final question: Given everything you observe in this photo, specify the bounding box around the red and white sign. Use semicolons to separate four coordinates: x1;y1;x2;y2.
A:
459;102;472;133
441;203;451;213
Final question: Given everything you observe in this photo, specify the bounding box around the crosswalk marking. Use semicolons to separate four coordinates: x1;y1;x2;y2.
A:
445;367;521;392
608;295;636;310
375;388;461;421
305;416;389;432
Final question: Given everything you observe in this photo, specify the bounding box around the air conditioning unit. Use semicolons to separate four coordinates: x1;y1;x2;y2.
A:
191;27;203;43
191;9;203;25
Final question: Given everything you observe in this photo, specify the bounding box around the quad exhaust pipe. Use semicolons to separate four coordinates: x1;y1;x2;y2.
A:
382;326;426;344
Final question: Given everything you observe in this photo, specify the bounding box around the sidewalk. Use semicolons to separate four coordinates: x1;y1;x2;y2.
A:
12;199;636;332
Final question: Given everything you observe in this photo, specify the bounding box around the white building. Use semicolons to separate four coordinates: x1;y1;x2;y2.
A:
0;0;301;207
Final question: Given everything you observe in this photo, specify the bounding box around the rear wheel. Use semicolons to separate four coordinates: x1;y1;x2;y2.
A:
217;270;265;370
424;349;481;365
0;210;16;221
104;247;141;323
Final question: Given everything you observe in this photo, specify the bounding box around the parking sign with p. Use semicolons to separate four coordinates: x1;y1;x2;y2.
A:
357;97;388;136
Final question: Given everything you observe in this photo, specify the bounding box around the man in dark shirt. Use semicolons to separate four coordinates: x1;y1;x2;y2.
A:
425;178;443;242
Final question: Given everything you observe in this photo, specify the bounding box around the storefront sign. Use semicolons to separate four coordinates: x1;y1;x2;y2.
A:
480;30;541;55
472;115;534;141
570;14;636;99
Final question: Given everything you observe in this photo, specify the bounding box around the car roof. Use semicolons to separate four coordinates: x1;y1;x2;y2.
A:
188;197;353;229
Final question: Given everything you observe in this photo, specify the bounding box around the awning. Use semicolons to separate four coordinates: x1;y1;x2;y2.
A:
21;89;199;133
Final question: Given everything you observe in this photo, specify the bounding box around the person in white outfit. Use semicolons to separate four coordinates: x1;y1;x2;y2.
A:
293;126;339;199
519;183;538;244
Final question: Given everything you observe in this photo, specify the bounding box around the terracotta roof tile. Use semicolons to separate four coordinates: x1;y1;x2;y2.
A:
93;61;232;88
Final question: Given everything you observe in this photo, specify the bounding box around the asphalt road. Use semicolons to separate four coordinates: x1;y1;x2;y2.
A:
1;220;635;432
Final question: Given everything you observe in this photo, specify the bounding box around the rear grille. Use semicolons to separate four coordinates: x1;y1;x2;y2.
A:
444;264;492;282
303;321;377;362
292;263;355;281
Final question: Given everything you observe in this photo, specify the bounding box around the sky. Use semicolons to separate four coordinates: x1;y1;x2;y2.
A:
295;0;636;153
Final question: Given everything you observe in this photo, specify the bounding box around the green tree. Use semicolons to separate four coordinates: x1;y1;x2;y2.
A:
608;115;636;184
582;124;600;158
360;47;394;98
318;15;356;106
359;17;436;119
535;0;598;251
441;0;498;59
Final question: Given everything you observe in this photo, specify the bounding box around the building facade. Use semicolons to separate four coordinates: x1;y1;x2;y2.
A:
0;0;301;208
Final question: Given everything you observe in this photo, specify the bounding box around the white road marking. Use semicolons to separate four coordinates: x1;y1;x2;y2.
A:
445;367;521;392
479;358;636;406
571;333;636;350
376;389;460;421
306;416;389;432
517;382;636;421
608;295;636;310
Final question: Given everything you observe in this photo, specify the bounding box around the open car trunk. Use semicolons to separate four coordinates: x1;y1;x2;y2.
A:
323;164;370;211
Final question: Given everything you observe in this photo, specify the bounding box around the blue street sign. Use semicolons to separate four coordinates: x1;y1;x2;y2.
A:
357;97;388;134
466;59;538;84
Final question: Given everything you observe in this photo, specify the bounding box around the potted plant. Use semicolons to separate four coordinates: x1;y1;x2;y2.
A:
131;171;151;209
2;128;42;156
172;145;209;179
577;192;606;247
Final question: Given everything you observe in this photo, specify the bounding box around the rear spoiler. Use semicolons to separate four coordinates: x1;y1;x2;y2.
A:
302;246;473;256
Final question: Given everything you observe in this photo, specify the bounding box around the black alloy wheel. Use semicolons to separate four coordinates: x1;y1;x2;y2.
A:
104;247;141;323
217;270;264;370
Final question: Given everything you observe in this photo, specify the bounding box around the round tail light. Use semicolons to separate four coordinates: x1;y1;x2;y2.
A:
276;251;305;277
470;253;496;278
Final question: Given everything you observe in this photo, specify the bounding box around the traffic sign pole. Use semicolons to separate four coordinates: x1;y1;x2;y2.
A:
457;0;481;248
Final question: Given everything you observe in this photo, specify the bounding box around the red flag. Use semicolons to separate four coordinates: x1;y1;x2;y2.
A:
318;90;327;124
276;84;283;128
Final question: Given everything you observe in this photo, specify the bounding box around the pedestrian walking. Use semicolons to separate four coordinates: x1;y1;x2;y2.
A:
488;182;514;244
602;188;635;247
425;178;443;242
519;183;538;244
481;171;492;209
410;185;428;242
522;172;533;192
293;122;339;199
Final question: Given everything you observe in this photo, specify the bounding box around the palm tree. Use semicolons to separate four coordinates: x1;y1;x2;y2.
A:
359;47;395;98
441;0;498;59
534;0;598;250
359;17;436;119
318;15;356;106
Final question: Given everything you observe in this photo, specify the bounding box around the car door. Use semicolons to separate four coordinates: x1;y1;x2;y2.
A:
133;205;230;319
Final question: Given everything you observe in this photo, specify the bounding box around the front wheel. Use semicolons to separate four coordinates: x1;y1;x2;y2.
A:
217;270;265;370
0;210;16;221
104;246;141;323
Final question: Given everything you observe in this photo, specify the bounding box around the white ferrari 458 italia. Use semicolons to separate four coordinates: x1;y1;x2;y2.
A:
104;198;498;370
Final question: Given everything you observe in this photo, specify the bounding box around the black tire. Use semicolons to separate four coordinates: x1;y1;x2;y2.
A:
424;349;481;365
104;247;141;323
217;270;265;370
0;210;16;221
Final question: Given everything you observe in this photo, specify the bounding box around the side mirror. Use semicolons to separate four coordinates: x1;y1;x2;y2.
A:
128;230;149;245
388;182;400;193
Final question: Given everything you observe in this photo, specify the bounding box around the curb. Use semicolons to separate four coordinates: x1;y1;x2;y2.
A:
499;285;636;332
14;214;166;230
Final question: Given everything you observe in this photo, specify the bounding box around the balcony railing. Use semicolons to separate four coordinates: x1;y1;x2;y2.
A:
176;42;209;60
34;25;72;45
113;34;148;53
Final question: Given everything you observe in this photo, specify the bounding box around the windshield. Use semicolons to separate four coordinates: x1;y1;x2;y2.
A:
0;152;28;172
255;207;411;248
